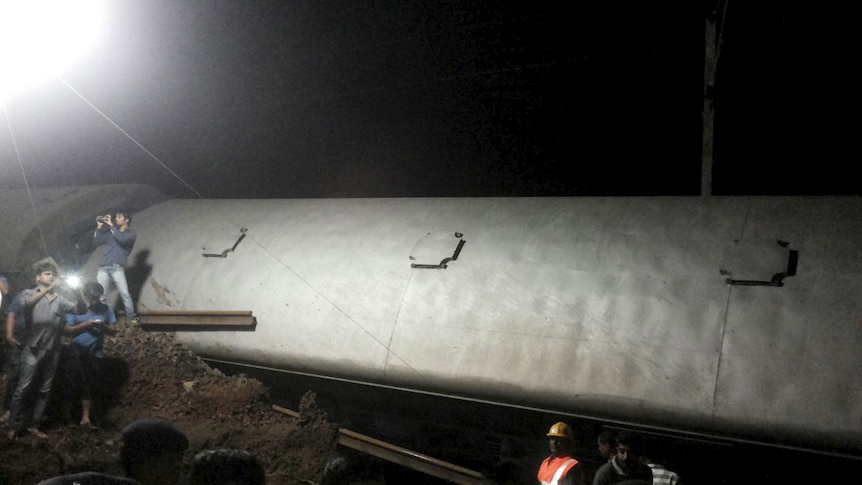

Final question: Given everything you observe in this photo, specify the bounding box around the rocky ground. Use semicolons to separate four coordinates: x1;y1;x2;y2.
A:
0;323;339;485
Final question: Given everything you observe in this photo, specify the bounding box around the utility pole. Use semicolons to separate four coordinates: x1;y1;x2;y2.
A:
702;0;728;196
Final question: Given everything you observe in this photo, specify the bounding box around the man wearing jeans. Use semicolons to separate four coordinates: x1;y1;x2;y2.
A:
94;210;138;324
5;262;77;439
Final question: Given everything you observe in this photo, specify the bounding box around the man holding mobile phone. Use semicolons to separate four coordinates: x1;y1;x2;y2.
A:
5;262;77;439
94;210;138;324
65;282;118;427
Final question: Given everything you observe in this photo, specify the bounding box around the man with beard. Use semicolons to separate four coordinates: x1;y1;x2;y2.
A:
592;431;653;485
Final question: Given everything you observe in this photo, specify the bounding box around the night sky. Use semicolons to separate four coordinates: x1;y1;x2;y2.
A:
0;1;855;199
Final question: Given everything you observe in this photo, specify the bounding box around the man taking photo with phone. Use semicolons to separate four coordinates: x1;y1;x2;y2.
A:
94;210;138;324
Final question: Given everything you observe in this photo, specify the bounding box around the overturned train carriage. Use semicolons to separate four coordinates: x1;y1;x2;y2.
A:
3;187;860;455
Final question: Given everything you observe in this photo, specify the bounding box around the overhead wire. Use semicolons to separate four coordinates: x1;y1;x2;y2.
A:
56;76;207;200
49;74;431;383
3;4;594;380
5;3;680;380
0;5;567;379
1;101;50;260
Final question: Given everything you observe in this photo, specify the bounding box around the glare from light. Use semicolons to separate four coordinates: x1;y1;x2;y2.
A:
0;0;106;102
64;274;82;289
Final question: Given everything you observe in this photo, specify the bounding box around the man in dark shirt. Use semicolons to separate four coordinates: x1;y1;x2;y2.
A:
2;293;26;424
598;430;618;462
94;210;138;323
592;432;654;485
0;274;11;380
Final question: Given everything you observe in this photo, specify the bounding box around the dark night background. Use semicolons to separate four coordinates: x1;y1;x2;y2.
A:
0;1;855;198
1;4;859;482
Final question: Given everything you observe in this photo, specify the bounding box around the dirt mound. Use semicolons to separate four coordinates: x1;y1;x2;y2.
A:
0;324;338;485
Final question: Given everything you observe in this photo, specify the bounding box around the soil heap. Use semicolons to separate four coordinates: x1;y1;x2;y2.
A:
0;323;339;485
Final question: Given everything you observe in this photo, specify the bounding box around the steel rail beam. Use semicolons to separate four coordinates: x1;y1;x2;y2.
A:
137;310;256;330
272;405;484;484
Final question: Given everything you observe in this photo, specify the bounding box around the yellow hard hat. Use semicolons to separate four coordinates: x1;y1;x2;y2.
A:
546;421;574;440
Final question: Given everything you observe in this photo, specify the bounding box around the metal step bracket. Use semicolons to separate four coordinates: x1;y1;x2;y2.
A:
720;239;799;287
410;232;466;269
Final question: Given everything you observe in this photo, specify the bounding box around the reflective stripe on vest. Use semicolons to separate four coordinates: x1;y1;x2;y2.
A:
539;457;578;485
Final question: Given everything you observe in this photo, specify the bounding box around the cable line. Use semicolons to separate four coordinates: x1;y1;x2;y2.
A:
2;101;49;260
56;75;207;201
50;76;428;382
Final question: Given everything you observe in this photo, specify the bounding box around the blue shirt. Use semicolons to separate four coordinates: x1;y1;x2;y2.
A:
66;306;117;357
6;294;27;341
95;227;137;267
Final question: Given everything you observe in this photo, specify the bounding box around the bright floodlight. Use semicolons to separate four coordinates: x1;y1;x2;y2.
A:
64;274;82;289
0;0;105;102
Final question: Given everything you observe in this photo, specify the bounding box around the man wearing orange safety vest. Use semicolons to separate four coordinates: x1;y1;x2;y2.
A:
537;421;584;485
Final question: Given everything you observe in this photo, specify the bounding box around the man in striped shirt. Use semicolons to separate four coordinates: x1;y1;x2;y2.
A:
644;461;682;485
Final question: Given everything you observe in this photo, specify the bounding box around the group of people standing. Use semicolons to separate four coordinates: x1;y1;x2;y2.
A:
537;422;682;485
35;418;266;485
1;210;138;439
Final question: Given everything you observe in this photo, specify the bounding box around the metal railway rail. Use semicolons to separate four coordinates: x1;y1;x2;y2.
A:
6;190;859;461
140;310;862;484
272;405;484;484
140;311;483;483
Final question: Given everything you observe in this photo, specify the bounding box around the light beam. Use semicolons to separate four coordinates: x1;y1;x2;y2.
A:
0;0;105;102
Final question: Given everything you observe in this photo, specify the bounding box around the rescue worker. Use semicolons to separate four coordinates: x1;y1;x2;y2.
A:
538;421;584;485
